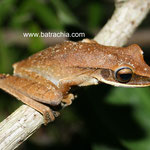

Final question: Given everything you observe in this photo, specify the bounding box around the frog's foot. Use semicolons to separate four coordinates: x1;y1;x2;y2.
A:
61;94;74;108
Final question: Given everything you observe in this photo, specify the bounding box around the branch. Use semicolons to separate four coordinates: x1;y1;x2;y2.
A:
0;105;43;150
94;0;150;46
0;0;150;149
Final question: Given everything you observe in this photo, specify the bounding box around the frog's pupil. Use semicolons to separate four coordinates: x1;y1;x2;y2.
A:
119;73;132;82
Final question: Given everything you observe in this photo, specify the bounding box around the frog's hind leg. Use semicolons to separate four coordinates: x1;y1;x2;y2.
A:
0;74;61;124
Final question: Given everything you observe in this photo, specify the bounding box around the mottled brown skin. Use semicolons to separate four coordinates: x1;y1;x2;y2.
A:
0;39;150;124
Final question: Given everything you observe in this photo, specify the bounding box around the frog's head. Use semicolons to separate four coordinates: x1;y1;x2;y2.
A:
91;44;150;87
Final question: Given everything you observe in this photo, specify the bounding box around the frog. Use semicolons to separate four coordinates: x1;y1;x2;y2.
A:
0;39;150;124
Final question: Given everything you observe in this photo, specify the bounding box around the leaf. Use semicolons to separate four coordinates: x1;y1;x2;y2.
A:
87;2;104;29
51;0;79;25
10;0;64;30
28;23;45;53
0;0;17;26
33;0;64;30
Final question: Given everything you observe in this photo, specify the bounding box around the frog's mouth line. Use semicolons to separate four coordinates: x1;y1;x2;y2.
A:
100;77;150;88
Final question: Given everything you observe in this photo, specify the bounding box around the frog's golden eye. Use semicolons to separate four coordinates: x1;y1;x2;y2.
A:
115;67;133;83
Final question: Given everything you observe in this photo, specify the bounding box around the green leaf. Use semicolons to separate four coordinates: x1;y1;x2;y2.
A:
9;0;33;29
51;0;79;25
33;0;64;30
0;0;17;26
87;2;104;29
10;0;64;30
28;23;45;53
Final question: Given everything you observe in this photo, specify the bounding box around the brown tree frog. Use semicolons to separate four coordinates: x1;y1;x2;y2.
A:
0;39;150;124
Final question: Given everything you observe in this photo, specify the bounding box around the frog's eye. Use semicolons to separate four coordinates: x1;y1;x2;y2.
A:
115;67;133;83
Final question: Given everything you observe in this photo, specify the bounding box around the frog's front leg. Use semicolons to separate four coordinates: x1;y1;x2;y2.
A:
0;74;62;124
61;94;74;107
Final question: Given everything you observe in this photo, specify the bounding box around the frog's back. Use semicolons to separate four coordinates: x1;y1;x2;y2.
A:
13;40;96;69
13;40;139;72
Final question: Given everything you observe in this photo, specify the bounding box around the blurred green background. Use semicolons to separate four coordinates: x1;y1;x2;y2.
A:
0;0;150;150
